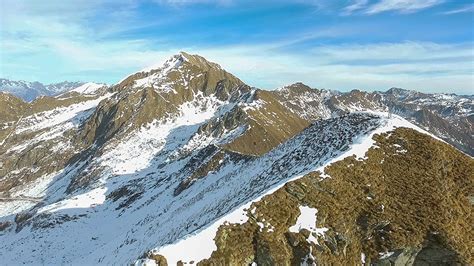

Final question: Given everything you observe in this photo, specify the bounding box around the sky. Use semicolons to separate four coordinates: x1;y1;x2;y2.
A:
0;0;473;94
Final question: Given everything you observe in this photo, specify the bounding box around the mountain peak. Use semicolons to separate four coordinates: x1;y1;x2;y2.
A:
278;82;313;92
135;52;221;76
138;52;188;74
117;52;242;96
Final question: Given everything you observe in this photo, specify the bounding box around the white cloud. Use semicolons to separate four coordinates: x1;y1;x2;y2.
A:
343;0;369;15
442;4;474;15
365;0;444;14
187;41;473;94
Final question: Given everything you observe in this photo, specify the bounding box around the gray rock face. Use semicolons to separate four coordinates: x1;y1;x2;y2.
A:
374;248;420;266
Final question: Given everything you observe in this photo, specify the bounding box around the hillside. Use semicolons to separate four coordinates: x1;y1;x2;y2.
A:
0;52;472;265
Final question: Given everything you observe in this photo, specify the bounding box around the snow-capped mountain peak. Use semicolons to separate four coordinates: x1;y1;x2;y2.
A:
139;52;188;74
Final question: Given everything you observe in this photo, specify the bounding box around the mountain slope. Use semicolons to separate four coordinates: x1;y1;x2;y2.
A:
175;127;472;265
273;85;473;155
0;112;383;265
0;52;472;265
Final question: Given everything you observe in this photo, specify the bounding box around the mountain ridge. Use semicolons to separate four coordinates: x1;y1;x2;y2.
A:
0;79;107;102
0;52;472;265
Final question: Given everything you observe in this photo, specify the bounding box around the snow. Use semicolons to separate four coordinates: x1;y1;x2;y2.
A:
0;79;84;101
99;93;227;175
141;53;187;74
318;112;443;179
144;113;433;264
6;94;111;154
289;206;328;245
15;94;110;135
117;53;187;85
379;251;395;259
154;205;249;265
0;171;60;217
38;187;107;213
70;82;106;94
277;86;333;120
240;98;265;111
289;206;318;233
0;109;432;265
124;53;188;91
152;183;279;265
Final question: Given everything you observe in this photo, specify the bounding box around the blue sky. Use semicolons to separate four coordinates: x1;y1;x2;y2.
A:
0;0;473;93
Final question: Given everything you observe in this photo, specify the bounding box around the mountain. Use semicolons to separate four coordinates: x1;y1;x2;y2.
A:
0;79;100;102
0;52;472;265
274;83;473;155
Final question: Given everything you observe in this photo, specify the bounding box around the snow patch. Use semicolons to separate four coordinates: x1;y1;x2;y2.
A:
153;201;250;265
38;186;107;213
70;82;106;94
15;94;110;135
289;206;328;244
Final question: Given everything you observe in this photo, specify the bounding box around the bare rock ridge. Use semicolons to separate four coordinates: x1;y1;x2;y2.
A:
0;52;472;265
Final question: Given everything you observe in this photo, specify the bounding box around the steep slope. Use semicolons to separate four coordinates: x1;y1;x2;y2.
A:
0;92;111;197
221;89;310;156
0;93;29;124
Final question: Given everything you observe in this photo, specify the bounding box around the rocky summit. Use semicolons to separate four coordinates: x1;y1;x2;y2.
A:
0;53;472;265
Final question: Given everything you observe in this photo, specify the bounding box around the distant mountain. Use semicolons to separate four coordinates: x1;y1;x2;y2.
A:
0;79;89;102
275;83;473;155
0;52;472;265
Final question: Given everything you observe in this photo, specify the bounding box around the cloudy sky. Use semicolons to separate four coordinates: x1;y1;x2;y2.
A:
0;0;473;93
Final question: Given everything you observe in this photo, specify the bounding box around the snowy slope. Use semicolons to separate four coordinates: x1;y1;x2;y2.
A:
69;82;107;95
143;113;434;265
0;112;385;265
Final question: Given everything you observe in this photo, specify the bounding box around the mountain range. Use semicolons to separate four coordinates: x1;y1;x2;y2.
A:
0;79;105;102
0;52;472;265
